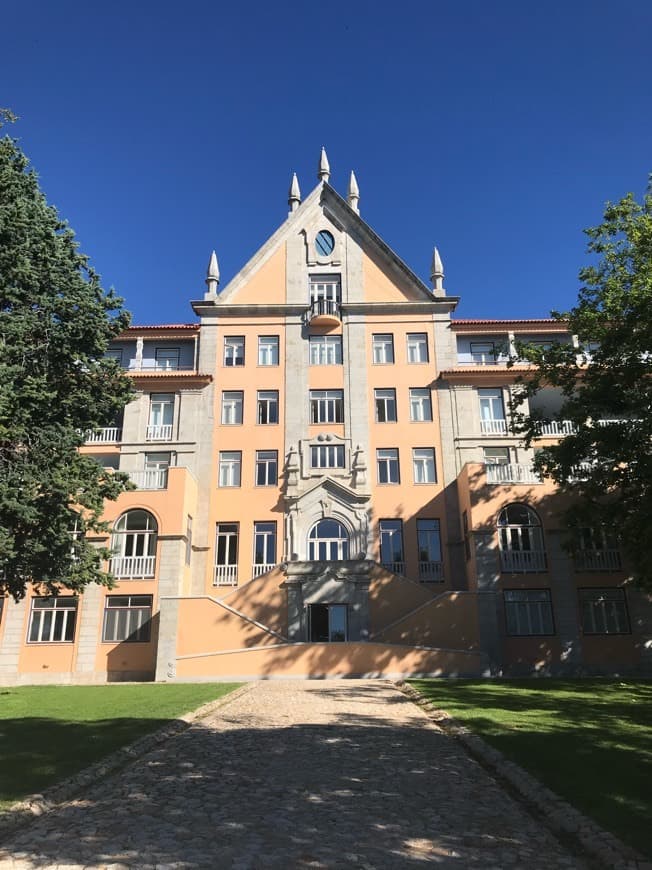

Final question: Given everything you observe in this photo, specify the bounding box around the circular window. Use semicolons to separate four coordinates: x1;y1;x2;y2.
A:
315;230;335;257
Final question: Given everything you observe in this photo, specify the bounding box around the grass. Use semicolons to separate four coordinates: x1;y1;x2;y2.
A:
0;682;240;809
409;679;652;858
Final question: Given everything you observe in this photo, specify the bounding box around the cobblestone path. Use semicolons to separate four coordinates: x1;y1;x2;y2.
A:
0;680;585;869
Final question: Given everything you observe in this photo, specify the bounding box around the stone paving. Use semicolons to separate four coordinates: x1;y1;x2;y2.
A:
0;680;587;869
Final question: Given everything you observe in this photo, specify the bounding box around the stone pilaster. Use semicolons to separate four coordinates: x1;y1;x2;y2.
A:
74;583;103;677
547;530;582;672
0;597;27;682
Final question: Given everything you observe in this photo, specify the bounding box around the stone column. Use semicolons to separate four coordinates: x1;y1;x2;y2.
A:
155;597;180;681
0;597;27;683
74;583;103;679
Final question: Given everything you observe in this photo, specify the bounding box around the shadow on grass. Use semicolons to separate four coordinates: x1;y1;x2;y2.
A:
0;687;577;868
410;679;652;858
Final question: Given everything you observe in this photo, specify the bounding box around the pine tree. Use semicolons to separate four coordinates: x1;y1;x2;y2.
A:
0;112;134;599
511;182;652;586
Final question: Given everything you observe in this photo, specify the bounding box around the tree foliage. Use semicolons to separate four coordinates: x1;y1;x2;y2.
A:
511;183;652;586
0;116;134;599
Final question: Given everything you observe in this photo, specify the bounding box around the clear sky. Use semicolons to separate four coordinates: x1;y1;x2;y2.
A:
2;0;651;324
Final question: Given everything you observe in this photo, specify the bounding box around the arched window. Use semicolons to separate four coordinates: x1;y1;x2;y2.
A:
497;504;546;573
110;510;158;578
308;519;349;561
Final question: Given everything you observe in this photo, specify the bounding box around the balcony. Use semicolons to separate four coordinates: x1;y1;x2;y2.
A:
252;562;275;578
486;463;542;485
537;420;577;436
127;469;168;490
381;561;406;576
500;550;547;573
110;555;156;579
84;427;122;444
480;419;508;436
309;299;341;327
146;424;173;441
574;549;622;572
214;565;238;586
419;561;445;582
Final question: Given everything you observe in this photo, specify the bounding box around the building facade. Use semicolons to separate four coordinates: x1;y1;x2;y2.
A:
1;154;650;682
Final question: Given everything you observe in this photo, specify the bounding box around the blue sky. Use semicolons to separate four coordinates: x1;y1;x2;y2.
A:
2;0;651;324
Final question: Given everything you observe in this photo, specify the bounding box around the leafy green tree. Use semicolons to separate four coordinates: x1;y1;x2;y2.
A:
0;111;134;599
511;182;652;586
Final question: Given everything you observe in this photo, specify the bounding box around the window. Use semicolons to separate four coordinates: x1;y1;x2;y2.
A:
407;333;428;363
375;388;397;422
309;275;341;305
409;388;432;422
224;336;245;366
257;390;279;424
256;450;278;485
28;597;78;643
580;588;630;634
574;528;622;572
377;448;399;484
315;230;335;257
309;603;347;642
470;342;496;364
504;590;554;636
102;595;153;643
498;504;546;573
310;444;345;469
479;388;506;435
105;349;123;364
219;451;241;487
308;519;349;561
186;516;193;565
483;447;510;465
417;519;443;582
413;448;436;484
147;393;174;440
372;334;394;364
309;335;342;365
221;391;243;424
310;390;343;423
258;335;279;366
380;520;404;573
155;347;180;370
142;452;171;489
253;522;276;575
110;510;158;579
215;523;238;586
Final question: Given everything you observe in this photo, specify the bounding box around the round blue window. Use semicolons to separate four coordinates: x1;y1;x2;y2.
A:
315;230;335;257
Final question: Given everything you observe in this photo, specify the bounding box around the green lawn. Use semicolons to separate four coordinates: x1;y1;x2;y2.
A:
409;679;652;858
0;683;240;809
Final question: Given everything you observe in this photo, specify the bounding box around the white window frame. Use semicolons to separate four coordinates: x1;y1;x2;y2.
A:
148;393;174;439
221;391;243;425
309;275;341;305
310;390;344;424
308;519;350;561
258;335;279;366
372;334;394;364
218;451;242;487
580;588;630;634
257;390;279;425
379;519;404;573
412;448;436;484
310;444;345;469
504;590;554;636
375;388;397;423
253;521;276;574
417;519;443;582
498;504;546;573
27;597;78;643
479;388;507;435
409;388;432;422
377;448;400;484
110;510;158;579
309;335;342;365
224;336;245;367
255;450;278;486
154;347;180;371
470;341;496;365
102;595;153;643
407;333;428;363
214;523;239;586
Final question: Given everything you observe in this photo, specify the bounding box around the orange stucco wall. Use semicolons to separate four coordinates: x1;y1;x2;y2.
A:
229;245;287;305
176;597;283;658
373;592;480;650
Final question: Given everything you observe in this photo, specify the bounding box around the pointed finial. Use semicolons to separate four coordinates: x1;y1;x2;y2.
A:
347;171;360;213
288;172;301;212
205;250;220;296
430;246;445;293
318;146;330;183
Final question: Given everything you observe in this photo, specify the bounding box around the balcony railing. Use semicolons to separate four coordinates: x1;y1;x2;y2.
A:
309;299;341;323
127;469;168;490
84;427;122;443
486;463;542;485
214;565;238;586
252;562;275;578
500;550;547;573
480;419;508;436
146;424;173;441
419;561;444;582
110;555;156;579
381;561;405;576
574;549;622;572
537;420;577;436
